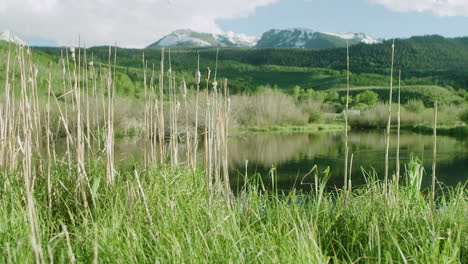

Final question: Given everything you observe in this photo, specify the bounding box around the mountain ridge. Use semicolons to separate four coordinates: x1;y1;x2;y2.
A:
147;29;259;48
147;28;381;49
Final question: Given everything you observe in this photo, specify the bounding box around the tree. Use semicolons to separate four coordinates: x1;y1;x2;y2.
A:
355;90;379;107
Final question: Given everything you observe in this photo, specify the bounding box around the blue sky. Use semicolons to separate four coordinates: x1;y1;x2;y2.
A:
1;0;468;47
218;0;468;39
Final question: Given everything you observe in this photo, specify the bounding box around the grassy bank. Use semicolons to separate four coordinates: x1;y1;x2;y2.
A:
1;163;466;263
232;123;344;133
400;124;468;138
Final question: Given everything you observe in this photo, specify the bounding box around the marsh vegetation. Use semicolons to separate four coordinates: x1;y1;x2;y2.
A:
0;39;466;263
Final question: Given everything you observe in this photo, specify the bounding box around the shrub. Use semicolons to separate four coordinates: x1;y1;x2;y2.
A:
458;108;468;123
354;90;379;107
405;99;425;113
230;88;308;127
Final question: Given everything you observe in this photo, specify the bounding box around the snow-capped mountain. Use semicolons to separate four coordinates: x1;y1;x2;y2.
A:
147;29;259;48
324;32;380;45
147;28;381;49
0;30;26;45
255;28;381;49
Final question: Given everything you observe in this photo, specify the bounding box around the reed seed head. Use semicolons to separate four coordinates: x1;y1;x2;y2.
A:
195;70;201;84
206;67;211;81
182;79;187;97
70;47;76;61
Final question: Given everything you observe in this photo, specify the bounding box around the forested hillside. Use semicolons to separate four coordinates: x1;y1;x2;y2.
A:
1;34;465;104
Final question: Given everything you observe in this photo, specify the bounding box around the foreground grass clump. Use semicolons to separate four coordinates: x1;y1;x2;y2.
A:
0;164;465;263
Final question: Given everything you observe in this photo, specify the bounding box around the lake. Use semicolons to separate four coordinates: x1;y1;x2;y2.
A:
228;130;468;191
57;130;467;191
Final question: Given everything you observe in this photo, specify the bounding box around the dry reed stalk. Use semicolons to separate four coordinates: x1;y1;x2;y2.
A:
62;224;76;264
26;47;42;163
158;48;165;165
72;43;89;208
384;40;395;188
105;46;115;184
343;41;350;190
46;64;52;209
348;153;353;192
212;49;220;188
193;53;201;171
61;50;72;176
167;49;179;166
135;170;154;227
142;53;149;168
18;44;44;264
204;67;212;197
182;79;192;168
84;46;92;164
91;53;99;144
396;70;401;185
8;51;20;170
99;63;106;153
93;223;99;264
150;65;158;167
220;78;231;202
431;101;438;201
1;38;12;171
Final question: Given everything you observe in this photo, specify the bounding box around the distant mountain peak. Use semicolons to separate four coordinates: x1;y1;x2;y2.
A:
256;28;381;49
147;29;259;48
0;30;26;45
147;28;381;49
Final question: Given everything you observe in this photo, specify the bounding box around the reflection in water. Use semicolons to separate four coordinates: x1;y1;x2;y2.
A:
51;131;467;191
229;131;468;190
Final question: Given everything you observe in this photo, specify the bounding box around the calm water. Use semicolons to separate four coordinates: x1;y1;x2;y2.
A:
228;131;468;191
56;130;468;190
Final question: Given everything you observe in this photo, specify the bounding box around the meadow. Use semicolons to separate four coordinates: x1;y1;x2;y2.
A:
0;40;466;263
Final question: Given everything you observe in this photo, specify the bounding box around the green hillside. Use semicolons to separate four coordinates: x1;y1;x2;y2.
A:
1;34;467;106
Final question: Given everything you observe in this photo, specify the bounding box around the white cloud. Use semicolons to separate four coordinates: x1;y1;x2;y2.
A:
0;0;278;47
372;0;468;16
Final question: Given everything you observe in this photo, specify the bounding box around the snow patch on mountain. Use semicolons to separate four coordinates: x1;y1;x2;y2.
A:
219;31;259;47
324;32;381;44
150;29;259;48
256;28;381;48
157;31;212;47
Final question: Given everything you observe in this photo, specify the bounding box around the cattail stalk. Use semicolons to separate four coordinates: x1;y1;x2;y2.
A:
73;42;89;208
221;78;231;202
385;39;395;188
46;64;52;209
193;53;201;171
396;70;401;185
343;41;350;190
105;46;115;184
182;79;191;168
431;101;438;201
158;48;165;164
142;53;149;167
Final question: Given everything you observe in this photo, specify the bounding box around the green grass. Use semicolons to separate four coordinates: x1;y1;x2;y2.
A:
400;124;468;138
0;161;466;263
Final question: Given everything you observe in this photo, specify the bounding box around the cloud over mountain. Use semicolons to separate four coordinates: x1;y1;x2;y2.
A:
0;0;278;48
